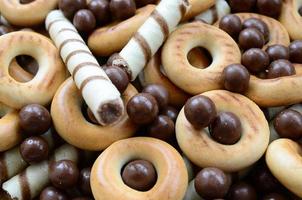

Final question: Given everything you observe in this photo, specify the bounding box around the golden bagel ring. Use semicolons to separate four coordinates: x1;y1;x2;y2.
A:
0;31;65;109
91;137;188;200
280;0;302;40
51;78;138;151
0;0;58;26
266;139;302;197
162;22;241;95
176;90;270;172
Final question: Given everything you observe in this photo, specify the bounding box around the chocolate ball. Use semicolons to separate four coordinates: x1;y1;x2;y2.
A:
147;115;174;141
49;160;79;189
222;64;250;93
209;112;242;145
73;9;96;33
289;40;302;63
0;25;14;36
184;95;217;129
20;136;49;163
219;14;242;39
262;193;287;200
59;0;87;18
135;0;157;7
266;45;289;62
257;0;282;18
250;164;280;192
242;18;269;43
79;168;92;195
194;168;230;199
110;0;136;20
104;66;129;94
227;182;257;200
274;109;302;140
88;0;111;24
242;48;269;73
19;104;51;136
239;28;265;50
267;59;296;79
161;106;179;122
40;187;68;200
142;84;169;110
122;160;157;191
229;0;256;12
127;93;159;124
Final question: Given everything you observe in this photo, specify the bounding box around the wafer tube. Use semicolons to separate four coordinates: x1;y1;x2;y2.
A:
111;0;190;80
2;144;78;200
45;10;124;126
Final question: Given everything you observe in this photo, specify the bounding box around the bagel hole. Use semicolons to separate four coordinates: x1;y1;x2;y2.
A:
8;55;38;83
187;47;212;69
299;6;302;16
19;0;35;4
81;102;100;125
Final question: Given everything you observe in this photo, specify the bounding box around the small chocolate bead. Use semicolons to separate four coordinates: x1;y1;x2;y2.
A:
250;164;280;192
142;84;169;110
266;45;289;62
20;136;49;163
267;59;296;79
194;168;230;199
219;14;242;39
184;95;217;129
209;112;242;145
147;115;175;141
239;28;265;50
122;160;157;191
19;104;51;136
242;18;269;43
289;40;302;63
229;0;256;12
79;168;92;195
262;193;287;200
40;186;68;200
88;0;111;24
257;0;282;18
161;106;179;122
59;0;87;19
127;93;159;124
222;64;250;93
135;0;157;7
110;0;136;20
16;55;39;75
73;9;96;33
104;66;129;94
227;182;257;200
49;160;79;189
274;109;302;140
0;25;14;36
20;0;35;3
242;48;269;73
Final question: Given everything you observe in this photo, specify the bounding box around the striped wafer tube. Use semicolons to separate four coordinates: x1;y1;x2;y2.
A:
194;0;230;24
45;10;124;126
0;129;56;184
2;144;78;200
111;0;190;80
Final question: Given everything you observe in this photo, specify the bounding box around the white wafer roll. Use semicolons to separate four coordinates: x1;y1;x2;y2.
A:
0;129;55;184
194;0;230;24
113;0;190;80
45;10;124;126
2;144;78;200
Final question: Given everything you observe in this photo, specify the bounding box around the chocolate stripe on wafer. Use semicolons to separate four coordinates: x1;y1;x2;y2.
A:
151;10;169;40
0;154;8;184
46;10;124;126
133;33;152;62
19;172;30;200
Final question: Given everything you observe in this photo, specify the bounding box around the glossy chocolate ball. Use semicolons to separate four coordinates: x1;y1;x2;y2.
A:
229;0;256;12
222;64;250;93
194;168;230;199
161;106;179;122
242;48;269;73
19;104;51;135
110;0;136;20
262;193;287;200
122;160;157;191
59;0;87;18
239;28;265;50
267;59;296;79
274;109;302;140
79;168;92;195
227;182;257;200
242;18;269;43
127;93;159;124
143;84;169;110
73;9;96;33
250;164;280;192
20;136;49;163
0;25;14;36
257;0;282;18
289;40;302;63
219;14;242;39
184;95;217;129
49;160;79;189
88;0;111;24
147;115;174;141
40;187;68;200
104;66;129;94
135;0;157;7
266;45;289;62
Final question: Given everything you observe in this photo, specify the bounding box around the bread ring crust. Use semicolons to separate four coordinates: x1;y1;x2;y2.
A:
51;78;138;151
266;139;302;197
176;90;270;172
0;0;58;26
162;22;241;95
0;31;65;109
91;137;188;200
